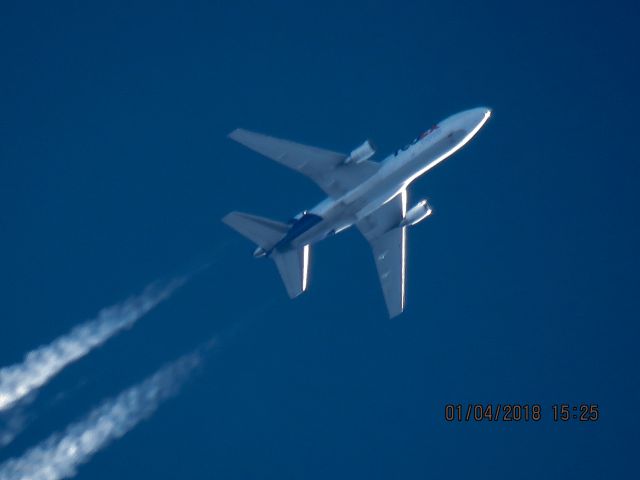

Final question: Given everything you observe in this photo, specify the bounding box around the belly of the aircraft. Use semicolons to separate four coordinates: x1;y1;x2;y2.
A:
288;130;468;249
290;211;351;248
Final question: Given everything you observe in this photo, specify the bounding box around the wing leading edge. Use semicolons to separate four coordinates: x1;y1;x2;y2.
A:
228;128;380;198
356;191;407;318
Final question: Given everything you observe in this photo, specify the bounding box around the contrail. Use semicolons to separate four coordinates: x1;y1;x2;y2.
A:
0;277;187;413
0;351;202;480
0;395;34;447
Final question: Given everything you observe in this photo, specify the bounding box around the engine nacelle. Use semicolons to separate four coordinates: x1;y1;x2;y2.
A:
400;200;433;227
253;246;267;258
344;140;376;164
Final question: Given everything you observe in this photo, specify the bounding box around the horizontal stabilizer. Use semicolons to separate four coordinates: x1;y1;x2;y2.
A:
272;246;310;298
222;211;289;250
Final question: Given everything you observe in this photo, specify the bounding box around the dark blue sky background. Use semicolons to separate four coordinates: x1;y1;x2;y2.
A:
1;0;639;478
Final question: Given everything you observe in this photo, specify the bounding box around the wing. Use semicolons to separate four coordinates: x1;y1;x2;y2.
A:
228;128;380;198
356;191;407;318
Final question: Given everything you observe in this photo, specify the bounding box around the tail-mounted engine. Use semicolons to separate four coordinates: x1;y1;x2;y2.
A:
400;200;433;227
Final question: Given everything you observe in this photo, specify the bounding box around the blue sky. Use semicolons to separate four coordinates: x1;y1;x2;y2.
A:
1;1;639;478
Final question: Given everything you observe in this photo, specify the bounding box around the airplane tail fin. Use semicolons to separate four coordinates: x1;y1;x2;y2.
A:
222;211;311;298
222;211;289;251
272;246;311;298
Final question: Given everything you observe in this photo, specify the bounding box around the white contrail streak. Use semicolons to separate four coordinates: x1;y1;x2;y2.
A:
0;395;33;447
0;278;186;413
0;351;201;480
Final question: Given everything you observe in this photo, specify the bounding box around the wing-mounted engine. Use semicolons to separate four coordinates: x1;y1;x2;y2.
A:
343;140;376;164
400;200;433;227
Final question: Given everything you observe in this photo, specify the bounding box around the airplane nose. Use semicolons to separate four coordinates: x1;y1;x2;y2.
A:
477;107;492;127
432;107;491;147
443;107;491;130
466;107;491;123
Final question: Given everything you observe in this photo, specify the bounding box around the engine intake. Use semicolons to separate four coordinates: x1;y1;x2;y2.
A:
400;200;433;227
344;140;376;164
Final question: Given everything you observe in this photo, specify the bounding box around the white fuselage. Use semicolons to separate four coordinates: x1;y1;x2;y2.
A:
285;107;491;249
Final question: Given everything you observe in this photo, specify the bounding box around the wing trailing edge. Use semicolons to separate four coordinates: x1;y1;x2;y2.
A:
228;128;380;198
356;190;407;318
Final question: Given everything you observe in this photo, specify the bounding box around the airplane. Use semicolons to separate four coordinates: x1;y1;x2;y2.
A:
222;107;491;317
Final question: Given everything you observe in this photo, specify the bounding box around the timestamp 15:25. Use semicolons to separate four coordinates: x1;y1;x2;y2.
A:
552;404;599;422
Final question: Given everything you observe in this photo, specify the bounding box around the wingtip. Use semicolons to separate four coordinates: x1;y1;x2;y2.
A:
228;128;244;140
221;211;237;225
287;289;305;300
